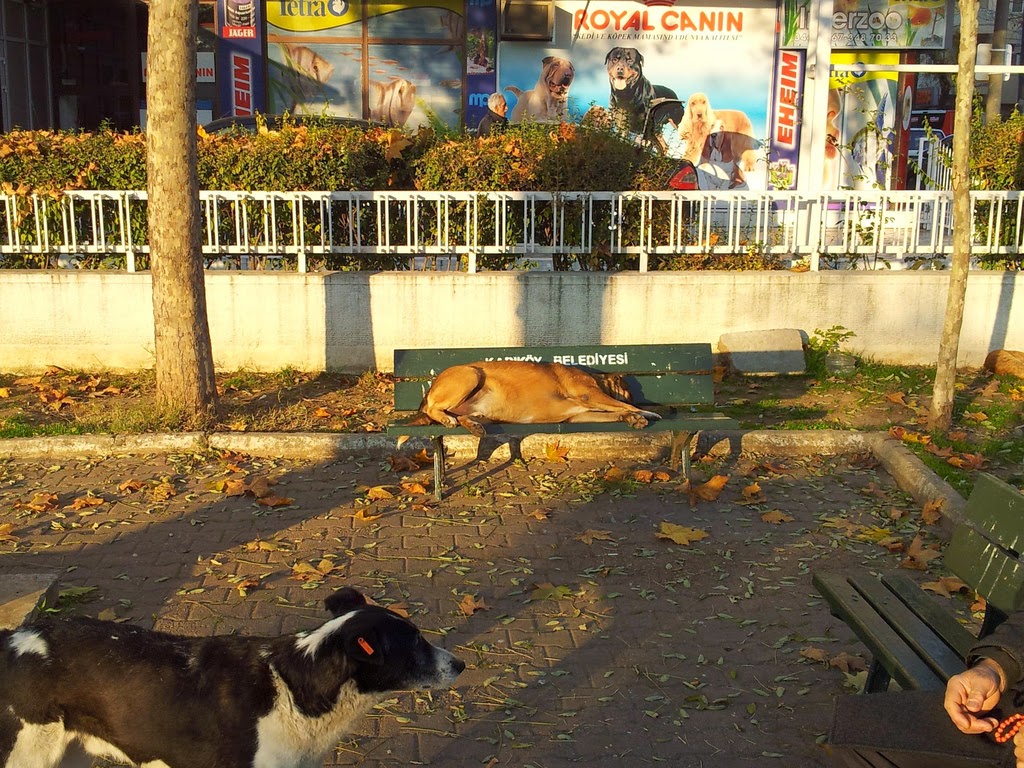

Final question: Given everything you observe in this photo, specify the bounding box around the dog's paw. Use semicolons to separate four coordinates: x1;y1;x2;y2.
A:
457;416;487;438
624;413;650;429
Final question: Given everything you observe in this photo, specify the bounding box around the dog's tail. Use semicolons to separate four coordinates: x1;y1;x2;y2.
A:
503;85;524;97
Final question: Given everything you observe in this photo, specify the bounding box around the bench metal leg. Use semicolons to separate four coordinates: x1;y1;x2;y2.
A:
432;436;446;501
864;659;892;693
670;431;694;480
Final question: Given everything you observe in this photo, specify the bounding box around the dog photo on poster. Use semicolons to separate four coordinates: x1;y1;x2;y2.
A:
498;0;777;190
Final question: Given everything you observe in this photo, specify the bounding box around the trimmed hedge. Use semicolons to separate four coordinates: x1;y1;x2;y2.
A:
0;119;673;194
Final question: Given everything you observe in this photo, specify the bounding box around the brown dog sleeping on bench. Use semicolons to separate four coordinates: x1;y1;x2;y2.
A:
406;361;662;436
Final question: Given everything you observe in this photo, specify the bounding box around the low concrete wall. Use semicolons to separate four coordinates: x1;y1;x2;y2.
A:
2;270;1021;372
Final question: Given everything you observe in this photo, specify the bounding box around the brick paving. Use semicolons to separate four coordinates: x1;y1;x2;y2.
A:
0;448;955;767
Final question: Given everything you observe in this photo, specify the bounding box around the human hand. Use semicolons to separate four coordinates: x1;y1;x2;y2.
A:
943;658;1005;734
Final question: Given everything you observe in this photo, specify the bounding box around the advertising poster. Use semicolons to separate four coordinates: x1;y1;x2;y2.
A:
466;0;498;131
265;0;466;130
782;0;950;49
768;48;803;190
824;52;899;190
498;0;778;190
216;0;267;118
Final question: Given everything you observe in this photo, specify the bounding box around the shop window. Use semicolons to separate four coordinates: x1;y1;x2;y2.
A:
501;0;553;41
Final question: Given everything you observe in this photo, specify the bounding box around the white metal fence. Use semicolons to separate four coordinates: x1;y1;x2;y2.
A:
1;188;1021;272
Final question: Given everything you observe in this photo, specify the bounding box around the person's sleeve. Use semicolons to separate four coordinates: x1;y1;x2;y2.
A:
967;611;1024;687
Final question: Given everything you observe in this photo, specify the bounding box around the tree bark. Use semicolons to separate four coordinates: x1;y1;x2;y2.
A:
985;0;1010;123
930;0;979;433
147;0;218;428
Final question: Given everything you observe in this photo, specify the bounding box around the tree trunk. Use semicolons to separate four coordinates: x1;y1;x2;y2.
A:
985;0;1010;123
930;0;979;433
147;0;218;428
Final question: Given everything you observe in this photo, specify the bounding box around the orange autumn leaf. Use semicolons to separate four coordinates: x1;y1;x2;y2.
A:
386;602;410;618
948;431;968;441
741;482;766;504
0;523;19;542
921;499;944;525
633;469;654;484
312;407;332;419
545;441;570;463
948;452;986;471
925;443;954;459
352;508;383;523
878;536;905;553
963;411;988;423
14;492;59;512
603;466;627;482
365;485;395;501
528;508;549;520
922;576;969;598
388;455;419;472
829;652;867;674
577;529;614;545
655;522;709;546
0;387;9;398
888;426;930;444
400;481;429;496
761;509;794;524
900;535;941;570
690;475;729;503
800;647;829;663
65;495;105;511
885;391;907;405
652;470;672;482
118;479;145;494
256;494;293;508
459;594;489;616
411;448;432;466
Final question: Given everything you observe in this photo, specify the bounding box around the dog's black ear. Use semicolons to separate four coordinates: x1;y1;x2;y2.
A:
325;587;367;616
605;49;613;64
634;50;644;67
542;55;554;66
347;630;385;666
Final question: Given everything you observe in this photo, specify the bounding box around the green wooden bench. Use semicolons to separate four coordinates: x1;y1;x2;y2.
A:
813;472;1024;693
387;343;738;499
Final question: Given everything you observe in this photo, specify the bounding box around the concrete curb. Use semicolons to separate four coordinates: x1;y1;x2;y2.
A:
0;429;965;526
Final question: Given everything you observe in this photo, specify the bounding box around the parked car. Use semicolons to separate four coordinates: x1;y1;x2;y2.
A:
201;114;376;135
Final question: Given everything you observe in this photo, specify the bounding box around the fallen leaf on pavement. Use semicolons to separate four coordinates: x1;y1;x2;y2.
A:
829;652;867;674
921;499;944;525
577;529;614;545
0;523;19;542
459;594;489;616
388;455;420;472
655;522;709;546
800;647;829;663
761;510;794;524
690;475;729;503
545;441;570;463
900;535;941;569
65;495;105;511
14;492;59;512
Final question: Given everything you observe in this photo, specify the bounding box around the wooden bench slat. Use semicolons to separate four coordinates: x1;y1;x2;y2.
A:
387;413;738;437
813;573;946;691
961;473;1024;552
395;344;713;377
850;575;967;683
880;574;976;660
393;375;715;412
946;526;1024;615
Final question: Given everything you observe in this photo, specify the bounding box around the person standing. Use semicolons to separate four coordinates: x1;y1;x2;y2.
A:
476;93;508;137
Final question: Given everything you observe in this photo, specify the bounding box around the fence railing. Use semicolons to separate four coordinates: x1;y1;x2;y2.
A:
1;189;1021;272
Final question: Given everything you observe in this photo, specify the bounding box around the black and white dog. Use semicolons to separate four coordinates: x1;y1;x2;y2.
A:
605;47;684;134
0;587;464;768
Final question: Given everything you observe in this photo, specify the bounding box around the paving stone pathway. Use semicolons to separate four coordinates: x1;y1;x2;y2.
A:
0;448;963;767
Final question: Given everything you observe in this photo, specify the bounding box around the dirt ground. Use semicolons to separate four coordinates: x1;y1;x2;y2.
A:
0;446;971;767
